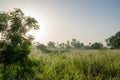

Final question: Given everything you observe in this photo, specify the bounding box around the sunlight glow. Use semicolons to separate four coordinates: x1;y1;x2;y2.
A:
27;20;46;42
24;11;47;42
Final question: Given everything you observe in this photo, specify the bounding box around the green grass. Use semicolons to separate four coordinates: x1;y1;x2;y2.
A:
0;49;120;80
29;49;120;80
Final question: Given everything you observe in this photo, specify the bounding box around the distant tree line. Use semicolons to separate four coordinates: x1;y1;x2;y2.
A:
36;39;105;53
36;31;120;52
37;39;105;49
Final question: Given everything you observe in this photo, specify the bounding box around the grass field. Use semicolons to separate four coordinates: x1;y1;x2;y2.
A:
29;49;120;80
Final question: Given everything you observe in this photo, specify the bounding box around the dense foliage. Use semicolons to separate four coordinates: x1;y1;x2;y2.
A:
37;43;51;53
47;41;56;48
89;42;104;49
0;8;39;80
106;31;120;49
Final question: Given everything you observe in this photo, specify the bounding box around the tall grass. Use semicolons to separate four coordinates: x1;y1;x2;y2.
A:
29;49;120;80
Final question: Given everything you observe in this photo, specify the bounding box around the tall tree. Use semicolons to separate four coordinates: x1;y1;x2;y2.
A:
71;38;84;48
71;38;77;48
66;40;71;49
59;42;65;48
47;41;56;48
0;8;39;79
37;43;50;53
90;42;103;49
106;31;120;49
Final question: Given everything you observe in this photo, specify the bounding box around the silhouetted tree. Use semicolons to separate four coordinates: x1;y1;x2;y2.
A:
71;38;84;48
59;43;65;48
106;31;120;49
37;43;50;53
47;41;56;48
76;41;84;48
71;38;77;48
0;8;39;79
66;40;71;49
90;42;103;49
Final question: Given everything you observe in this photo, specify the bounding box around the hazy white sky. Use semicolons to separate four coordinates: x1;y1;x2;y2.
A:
0;0;120;45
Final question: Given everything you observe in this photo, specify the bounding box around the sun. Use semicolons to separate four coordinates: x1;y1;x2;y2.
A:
23;10;48;43
27;19;46;42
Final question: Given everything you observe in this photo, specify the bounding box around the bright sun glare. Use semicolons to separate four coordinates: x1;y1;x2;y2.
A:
27;21;46;42
24;11;47;42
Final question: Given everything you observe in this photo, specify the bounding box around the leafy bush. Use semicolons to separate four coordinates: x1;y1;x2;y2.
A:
0;8;39;80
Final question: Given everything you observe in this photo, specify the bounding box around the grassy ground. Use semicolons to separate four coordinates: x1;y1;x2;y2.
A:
29;49;120;80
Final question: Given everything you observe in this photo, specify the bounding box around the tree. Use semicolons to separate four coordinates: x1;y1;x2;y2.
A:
47;41;56;48
59;42;65;48
0;8;39;79
71;38;84;48
90;42;103;49
71;38;76;48
66;40;71;49
76;41;84;48
106;31;120;49
37;43;50;53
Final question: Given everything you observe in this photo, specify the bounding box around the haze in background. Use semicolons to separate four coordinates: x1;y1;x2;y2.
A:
0;0;120;45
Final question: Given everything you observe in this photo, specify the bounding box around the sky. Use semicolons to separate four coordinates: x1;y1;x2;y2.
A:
0;0;120;45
